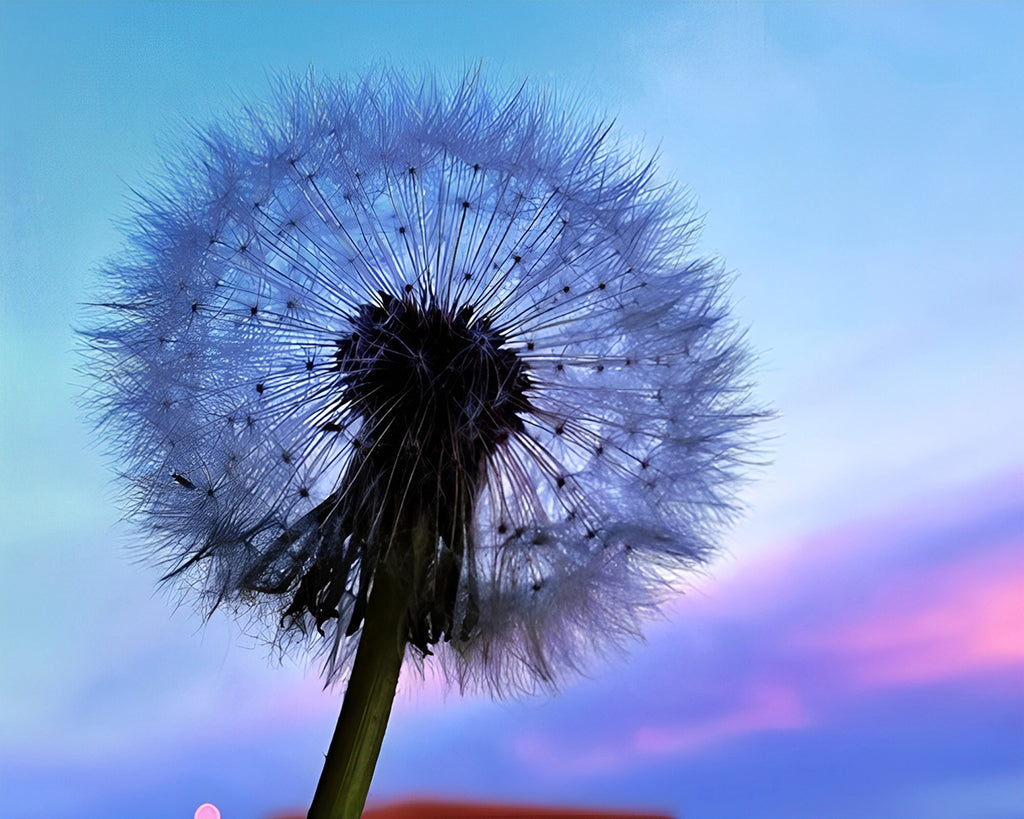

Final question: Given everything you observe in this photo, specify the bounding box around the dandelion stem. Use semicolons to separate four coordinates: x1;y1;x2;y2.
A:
307;554;410;819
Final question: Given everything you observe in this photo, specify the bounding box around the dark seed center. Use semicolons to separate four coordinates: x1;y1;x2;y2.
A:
335;291;531;467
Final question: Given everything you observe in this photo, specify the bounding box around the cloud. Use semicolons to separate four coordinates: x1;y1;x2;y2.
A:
504;470;1024;778
511;679;809;776
804;538;1024;691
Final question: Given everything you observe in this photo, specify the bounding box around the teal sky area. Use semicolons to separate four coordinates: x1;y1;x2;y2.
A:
1;3;1022;818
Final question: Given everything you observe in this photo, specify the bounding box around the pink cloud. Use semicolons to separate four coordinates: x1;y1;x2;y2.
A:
512;680;809;776
678;469;1024;622
804;535;1024;691
663;470;1024;697
590;469;1024;778
632;681;808;756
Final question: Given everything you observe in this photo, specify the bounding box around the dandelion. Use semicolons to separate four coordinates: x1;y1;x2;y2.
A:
84;71;761;817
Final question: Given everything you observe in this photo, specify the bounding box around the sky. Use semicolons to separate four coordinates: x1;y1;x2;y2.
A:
1;2;1022;818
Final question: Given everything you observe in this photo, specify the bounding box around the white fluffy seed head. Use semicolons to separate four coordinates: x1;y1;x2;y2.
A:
83;70;763;696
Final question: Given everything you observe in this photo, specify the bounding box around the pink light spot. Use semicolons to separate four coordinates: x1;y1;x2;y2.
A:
195;804;221;819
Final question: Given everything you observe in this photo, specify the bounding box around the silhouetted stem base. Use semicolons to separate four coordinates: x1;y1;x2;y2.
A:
307;565;409;819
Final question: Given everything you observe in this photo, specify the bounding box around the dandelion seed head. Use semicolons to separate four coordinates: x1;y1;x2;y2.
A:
84;70;762;696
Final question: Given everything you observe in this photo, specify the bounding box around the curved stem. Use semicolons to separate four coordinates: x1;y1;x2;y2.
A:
307;565;409;819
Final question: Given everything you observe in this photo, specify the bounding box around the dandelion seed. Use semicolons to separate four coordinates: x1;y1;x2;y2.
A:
83;70;762;816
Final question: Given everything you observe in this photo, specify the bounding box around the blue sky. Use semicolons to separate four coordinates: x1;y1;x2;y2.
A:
1;3;1022;818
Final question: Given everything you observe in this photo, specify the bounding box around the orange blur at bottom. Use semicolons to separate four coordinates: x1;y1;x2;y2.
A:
271;799;674;819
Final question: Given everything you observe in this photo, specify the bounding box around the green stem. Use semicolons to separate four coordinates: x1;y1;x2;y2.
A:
307;564;409;819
